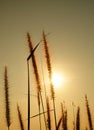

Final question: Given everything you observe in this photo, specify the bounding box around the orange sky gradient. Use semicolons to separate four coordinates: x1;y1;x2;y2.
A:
0;0;94;130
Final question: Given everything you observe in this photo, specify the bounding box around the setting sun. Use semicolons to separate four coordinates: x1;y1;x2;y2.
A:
52;72;65;88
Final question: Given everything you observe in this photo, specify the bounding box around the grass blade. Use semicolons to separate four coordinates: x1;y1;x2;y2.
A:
4;66;11;130
76;106;80;130
46;97;51;130
17;104;24;130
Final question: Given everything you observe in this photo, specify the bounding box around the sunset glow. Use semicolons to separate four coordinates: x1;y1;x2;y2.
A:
0;1;94;130
52;72;65;89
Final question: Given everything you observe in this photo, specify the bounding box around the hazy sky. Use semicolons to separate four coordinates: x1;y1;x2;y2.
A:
0;0;94;130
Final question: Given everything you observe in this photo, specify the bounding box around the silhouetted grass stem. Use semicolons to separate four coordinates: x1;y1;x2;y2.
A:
4;66;11;130
17;104;24;130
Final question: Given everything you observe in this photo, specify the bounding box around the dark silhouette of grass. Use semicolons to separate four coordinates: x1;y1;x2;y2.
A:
27;32;47;130
46;96;51;130
72;102;75;130
63;110;68;130
85;95;93;130
76;106;80;130
17;104;24;130
56;116;63;130
42;31;55;99
43;31;57;130
61;103;68;130
1;32;94;130
27;39;40;130
4;66;11;130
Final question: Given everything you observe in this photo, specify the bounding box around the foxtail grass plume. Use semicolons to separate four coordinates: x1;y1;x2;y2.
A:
27;32;41;92
85;95;93;130
76;106;80;130
42;31;55;99
17;104;24;130
4;66;11;130
43;31;57;129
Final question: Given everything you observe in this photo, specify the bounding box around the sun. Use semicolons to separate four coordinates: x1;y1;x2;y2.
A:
52;72;65;89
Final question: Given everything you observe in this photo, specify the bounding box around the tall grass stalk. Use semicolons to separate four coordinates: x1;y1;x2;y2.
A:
27;33;47;130
43;31;57;129
17;104;24;130
85;95;93;130
72;102;75;130
27;60;30;130
4;66;11;130
30;109;53;119
46;97;51;130
38;92;42;130
61;103;68;130
27;39;40;130
56;116;63;130
76;106;80;130
40;92;47;130
61;103;64;129
64;110;68;130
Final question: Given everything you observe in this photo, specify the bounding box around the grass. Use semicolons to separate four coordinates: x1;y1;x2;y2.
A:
4;66;11;130
17;104;24;130
85;95;93;130
46;96;51;130
43;31;57;129
27;32;47;130
1;32;94;130
76;106;80;130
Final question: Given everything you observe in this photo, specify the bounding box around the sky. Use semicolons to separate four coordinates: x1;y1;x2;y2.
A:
0;0;94;130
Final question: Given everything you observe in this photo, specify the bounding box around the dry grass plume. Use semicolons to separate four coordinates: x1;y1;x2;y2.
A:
85;95;93;130
43;31;57;129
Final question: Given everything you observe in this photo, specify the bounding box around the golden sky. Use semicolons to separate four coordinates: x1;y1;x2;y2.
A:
0;0;94;129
